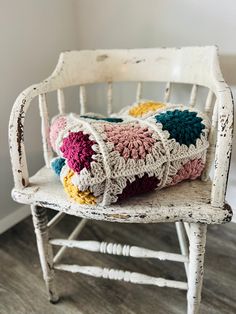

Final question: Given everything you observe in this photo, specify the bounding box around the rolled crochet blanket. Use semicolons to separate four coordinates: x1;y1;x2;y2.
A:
50;101;209;206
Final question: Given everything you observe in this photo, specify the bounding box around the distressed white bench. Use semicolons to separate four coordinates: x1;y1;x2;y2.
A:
9;47;233;314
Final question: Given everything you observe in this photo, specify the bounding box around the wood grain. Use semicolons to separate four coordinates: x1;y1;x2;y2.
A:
0;213;235;314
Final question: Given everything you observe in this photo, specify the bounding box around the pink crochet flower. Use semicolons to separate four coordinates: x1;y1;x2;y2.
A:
170;159;205;186
50;116;67;151
60;131;96;174
104;123;156;160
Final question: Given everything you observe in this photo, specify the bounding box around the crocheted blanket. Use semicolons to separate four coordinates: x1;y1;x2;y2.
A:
49;101;210;206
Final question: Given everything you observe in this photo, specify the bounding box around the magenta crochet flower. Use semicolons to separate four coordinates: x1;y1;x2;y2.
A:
170;159;205;186
60;131;96;174
50;116;67;151
104;123;156;160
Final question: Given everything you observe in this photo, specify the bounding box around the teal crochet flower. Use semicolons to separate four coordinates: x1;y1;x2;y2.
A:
81;115;123;123
155;109;205;146
51;157;65;176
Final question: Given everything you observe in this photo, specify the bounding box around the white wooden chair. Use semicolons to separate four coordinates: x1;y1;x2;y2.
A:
9;46;233;314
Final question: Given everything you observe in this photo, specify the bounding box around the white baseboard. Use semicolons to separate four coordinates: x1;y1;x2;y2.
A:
0;205;31;234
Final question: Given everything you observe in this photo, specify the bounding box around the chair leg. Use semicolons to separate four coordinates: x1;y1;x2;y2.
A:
187;223;207;314
31;205;59;303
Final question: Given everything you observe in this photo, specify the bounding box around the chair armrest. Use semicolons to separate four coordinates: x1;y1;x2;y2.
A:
9;85;39;189
211;82;234;208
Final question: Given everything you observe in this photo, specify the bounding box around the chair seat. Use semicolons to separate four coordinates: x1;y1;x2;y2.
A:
12;166;232;224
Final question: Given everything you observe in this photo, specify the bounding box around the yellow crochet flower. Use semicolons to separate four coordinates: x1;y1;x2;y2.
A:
63;170;96;205
129;101;166;117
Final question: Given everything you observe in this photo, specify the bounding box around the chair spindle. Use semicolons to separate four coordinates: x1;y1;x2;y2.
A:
107;82;113;116
57;89;65;114
80;85;87;115
38;94;53;168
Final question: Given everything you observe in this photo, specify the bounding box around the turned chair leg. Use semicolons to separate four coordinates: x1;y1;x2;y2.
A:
31;205;59;303
187;223;207;314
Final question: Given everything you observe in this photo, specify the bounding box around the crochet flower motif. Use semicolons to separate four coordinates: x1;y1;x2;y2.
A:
129;101;166;117
104;123;156;160
63;170;96;205
118;174;159;201
169;159;205;186
50;115;67;151
155;109;205;146
60;131;96;174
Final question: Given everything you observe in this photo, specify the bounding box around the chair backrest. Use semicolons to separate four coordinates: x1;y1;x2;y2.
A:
9;46;234;209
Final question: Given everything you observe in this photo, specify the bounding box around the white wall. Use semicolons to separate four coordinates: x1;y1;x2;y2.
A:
76;0;236;218
0;0;78;232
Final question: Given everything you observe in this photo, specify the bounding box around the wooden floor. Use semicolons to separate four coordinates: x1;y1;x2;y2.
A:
0;211;235;314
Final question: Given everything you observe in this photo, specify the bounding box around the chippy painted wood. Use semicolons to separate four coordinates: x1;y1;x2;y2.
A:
9;46;233;208
54;264;188;290
38;94;53;168
50;239;188;263
11;166;232;224
8;47;234;314
187;223;207;314
1;217;236;314
31;205;59;303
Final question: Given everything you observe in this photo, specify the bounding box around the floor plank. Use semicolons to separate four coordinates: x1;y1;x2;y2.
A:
0;212;235;314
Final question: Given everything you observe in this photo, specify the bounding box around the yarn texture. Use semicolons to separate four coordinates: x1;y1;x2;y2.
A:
60;131;96;174
129;101;166;117
118;175;160;201
104;123;156;160
155;110;204;146
63;170;96;205
51;157;65;176
49;101;209;206
50;115;67;150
